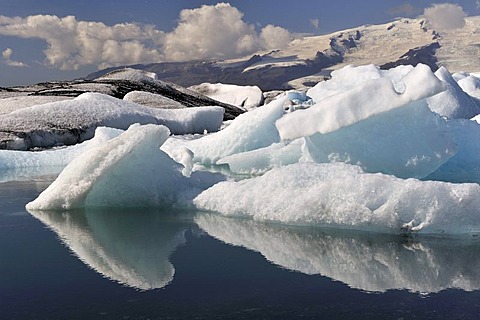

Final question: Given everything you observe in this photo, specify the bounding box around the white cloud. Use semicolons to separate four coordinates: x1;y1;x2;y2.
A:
2;47;27;67
0;15;164;70
423;3;467;31
0;3;293;70
310;18;319;29
477;0;480;9
163;3;291;61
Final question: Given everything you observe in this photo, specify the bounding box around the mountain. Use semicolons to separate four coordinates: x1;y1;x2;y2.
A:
85;16;480;91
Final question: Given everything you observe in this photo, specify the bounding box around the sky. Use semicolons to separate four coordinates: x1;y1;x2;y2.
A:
0;0;479;86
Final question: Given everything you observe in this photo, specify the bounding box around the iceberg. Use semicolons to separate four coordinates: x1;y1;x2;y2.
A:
188;82;264;109
217;139;303;175
197;214;480;293
194;162;480;235
26;124;224;210
24;63;480;237
0;92;224;150
178;95;286;165
276;64;445;140
306;64;414;103
427;67;480;119
276;64;454;178
0;126;123;170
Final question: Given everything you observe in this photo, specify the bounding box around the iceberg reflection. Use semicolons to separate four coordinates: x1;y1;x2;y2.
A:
196;214;480;293
28;208;189;290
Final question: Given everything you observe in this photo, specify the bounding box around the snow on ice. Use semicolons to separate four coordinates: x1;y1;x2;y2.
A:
0;92;224;150
188;82;264;110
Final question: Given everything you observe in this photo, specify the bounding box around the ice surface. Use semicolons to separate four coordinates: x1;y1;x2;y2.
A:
26;124;224;210
96;68;158;82
427;67;480;119
24;63;480;237
306;64;414;103
276;65;452;178
457;74;480;100
30;208;187;290
277;64;445;140
188;82;264;109
0;126;122;170
123;91;186;109
197;214;480;293
303;100;456;179
194;162;480;235
217;139;303;175
0;95;72;115
27;124;184;210
178;95;286;165
426;119;480;183
0;92;224;149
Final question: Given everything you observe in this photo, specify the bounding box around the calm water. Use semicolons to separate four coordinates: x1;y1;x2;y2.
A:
2;177;480;319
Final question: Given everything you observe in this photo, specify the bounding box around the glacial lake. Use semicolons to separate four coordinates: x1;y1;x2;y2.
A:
2;177;480;319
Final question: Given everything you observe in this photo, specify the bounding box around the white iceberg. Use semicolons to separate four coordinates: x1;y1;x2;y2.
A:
276;64;453;178
277;64;444;139
306;64;414;103
26;124;224;210
194;162;480;235
178;95;286;165
456;73;480;100
188;82;264;109
427;67;480;119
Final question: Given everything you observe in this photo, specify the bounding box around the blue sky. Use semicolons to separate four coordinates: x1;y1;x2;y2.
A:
0;0;478;86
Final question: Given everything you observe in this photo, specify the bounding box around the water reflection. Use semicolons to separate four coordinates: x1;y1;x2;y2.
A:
196;214;480;293
28;208;189;290
27;207;480;294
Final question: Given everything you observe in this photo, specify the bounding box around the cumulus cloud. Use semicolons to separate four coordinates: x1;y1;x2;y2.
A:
310;18;319;29
0;15;164;69
2;47;27;67
0;3;292;70
163;3;292;61
423;3;467;31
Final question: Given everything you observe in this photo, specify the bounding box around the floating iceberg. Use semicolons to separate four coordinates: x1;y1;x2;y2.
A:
178;95;286;165
188;82;264;109
24;64;480;237
26;124;224;210
306;64;414;103
277;64;454;178
0;92;224;150
194;162;480;235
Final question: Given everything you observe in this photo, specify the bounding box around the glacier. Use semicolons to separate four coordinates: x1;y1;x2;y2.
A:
19;63;480;236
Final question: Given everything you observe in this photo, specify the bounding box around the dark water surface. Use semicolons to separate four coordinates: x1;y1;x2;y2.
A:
2;178;480;319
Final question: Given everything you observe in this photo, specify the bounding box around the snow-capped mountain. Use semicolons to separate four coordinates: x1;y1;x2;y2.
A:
86;16;480;91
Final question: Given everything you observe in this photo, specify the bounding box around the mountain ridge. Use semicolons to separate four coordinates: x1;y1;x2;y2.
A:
85;16;480;91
